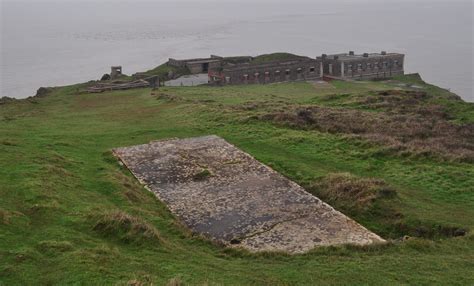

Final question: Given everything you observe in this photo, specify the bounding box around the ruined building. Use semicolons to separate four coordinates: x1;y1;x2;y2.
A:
110;66;122;79
209;58;322;85
167;51;404;86
318;51;405;80
168;56;225;74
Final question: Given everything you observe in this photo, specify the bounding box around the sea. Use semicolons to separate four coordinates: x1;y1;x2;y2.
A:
1;0;473;101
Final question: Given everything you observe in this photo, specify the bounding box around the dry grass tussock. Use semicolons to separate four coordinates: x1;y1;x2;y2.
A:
310;173;396;212
165;277;183;286
261;90;474;162
93;210;162;244
310;173;468;238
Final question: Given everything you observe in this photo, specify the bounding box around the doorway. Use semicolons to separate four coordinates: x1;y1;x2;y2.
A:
202;63;209;72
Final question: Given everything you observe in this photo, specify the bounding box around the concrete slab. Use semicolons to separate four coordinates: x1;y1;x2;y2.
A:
113;135;384;253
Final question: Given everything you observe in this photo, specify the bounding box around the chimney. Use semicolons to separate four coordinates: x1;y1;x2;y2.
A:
349;51;354;56
381;51;387;55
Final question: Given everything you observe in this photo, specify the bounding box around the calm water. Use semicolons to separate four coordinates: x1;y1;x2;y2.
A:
1;0;473;101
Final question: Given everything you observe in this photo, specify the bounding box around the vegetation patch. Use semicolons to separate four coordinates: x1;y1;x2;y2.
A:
251;52;309;64
155;92;183;102
261;92;474;162
310;172;396;212
137;63;190;82
0;96;17;105
192;168;212;181
395;221;467;239
92;210;162;245
0;209;12;225
35;87;54;97
166;276;184;286
37;240;74;253
309;173;467;239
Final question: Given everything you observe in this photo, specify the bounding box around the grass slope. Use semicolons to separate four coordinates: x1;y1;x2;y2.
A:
1;75;473;285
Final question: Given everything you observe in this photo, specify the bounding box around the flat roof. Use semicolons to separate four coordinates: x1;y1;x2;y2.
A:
185;59;222;64
322;52;404;62
223;58;318;72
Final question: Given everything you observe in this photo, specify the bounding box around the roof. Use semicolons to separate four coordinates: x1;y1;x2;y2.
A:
223;58;318;72
322;52;404;62
185;59;222;65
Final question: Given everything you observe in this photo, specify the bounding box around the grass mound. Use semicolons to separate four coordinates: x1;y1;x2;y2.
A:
309;173;467;239
92;210;162;245
137;63;190;81
251;52;309;64
310;173;396;212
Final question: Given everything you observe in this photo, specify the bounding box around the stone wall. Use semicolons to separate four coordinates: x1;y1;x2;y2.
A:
318;52;404;80
168;57;224;74
210;59;322;85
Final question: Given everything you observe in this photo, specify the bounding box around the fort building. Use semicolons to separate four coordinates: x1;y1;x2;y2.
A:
208;58;323;85
317;51;404;80
167;50;404;86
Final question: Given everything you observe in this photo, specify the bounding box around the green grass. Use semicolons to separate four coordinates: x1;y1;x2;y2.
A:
251;52;308;64
1;76;474;285
139;63;190;81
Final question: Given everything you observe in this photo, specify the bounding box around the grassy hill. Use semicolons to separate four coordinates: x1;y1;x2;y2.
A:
1;75;473;285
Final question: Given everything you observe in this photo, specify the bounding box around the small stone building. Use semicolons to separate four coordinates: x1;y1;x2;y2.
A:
318;51;404;80
110;66;122;79
208;59;323;85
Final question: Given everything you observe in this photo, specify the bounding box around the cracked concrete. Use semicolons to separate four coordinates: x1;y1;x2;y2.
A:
113;135;384;253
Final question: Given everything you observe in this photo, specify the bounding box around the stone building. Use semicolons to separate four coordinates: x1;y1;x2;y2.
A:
208;58;323;85
318;51;404;80
167;51;404;85
168;55;225;74
110;66;122;79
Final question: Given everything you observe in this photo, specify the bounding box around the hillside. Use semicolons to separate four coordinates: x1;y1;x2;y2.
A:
1;74;473;285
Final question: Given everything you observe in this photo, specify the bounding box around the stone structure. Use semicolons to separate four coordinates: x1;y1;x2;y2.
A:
168;55;224;74
318;51;404;80
208;58;323;85
87;75;159;93
110;66;122;79
113;135;384;253
168;50;404;86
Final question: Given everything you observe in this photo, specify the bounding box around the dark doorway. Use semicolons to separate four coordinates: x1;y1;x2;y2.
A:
202;63;209;72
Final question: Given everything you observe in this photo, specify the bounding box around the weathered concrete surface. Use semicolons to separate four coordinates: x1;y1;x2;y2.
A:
113;135;384;253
